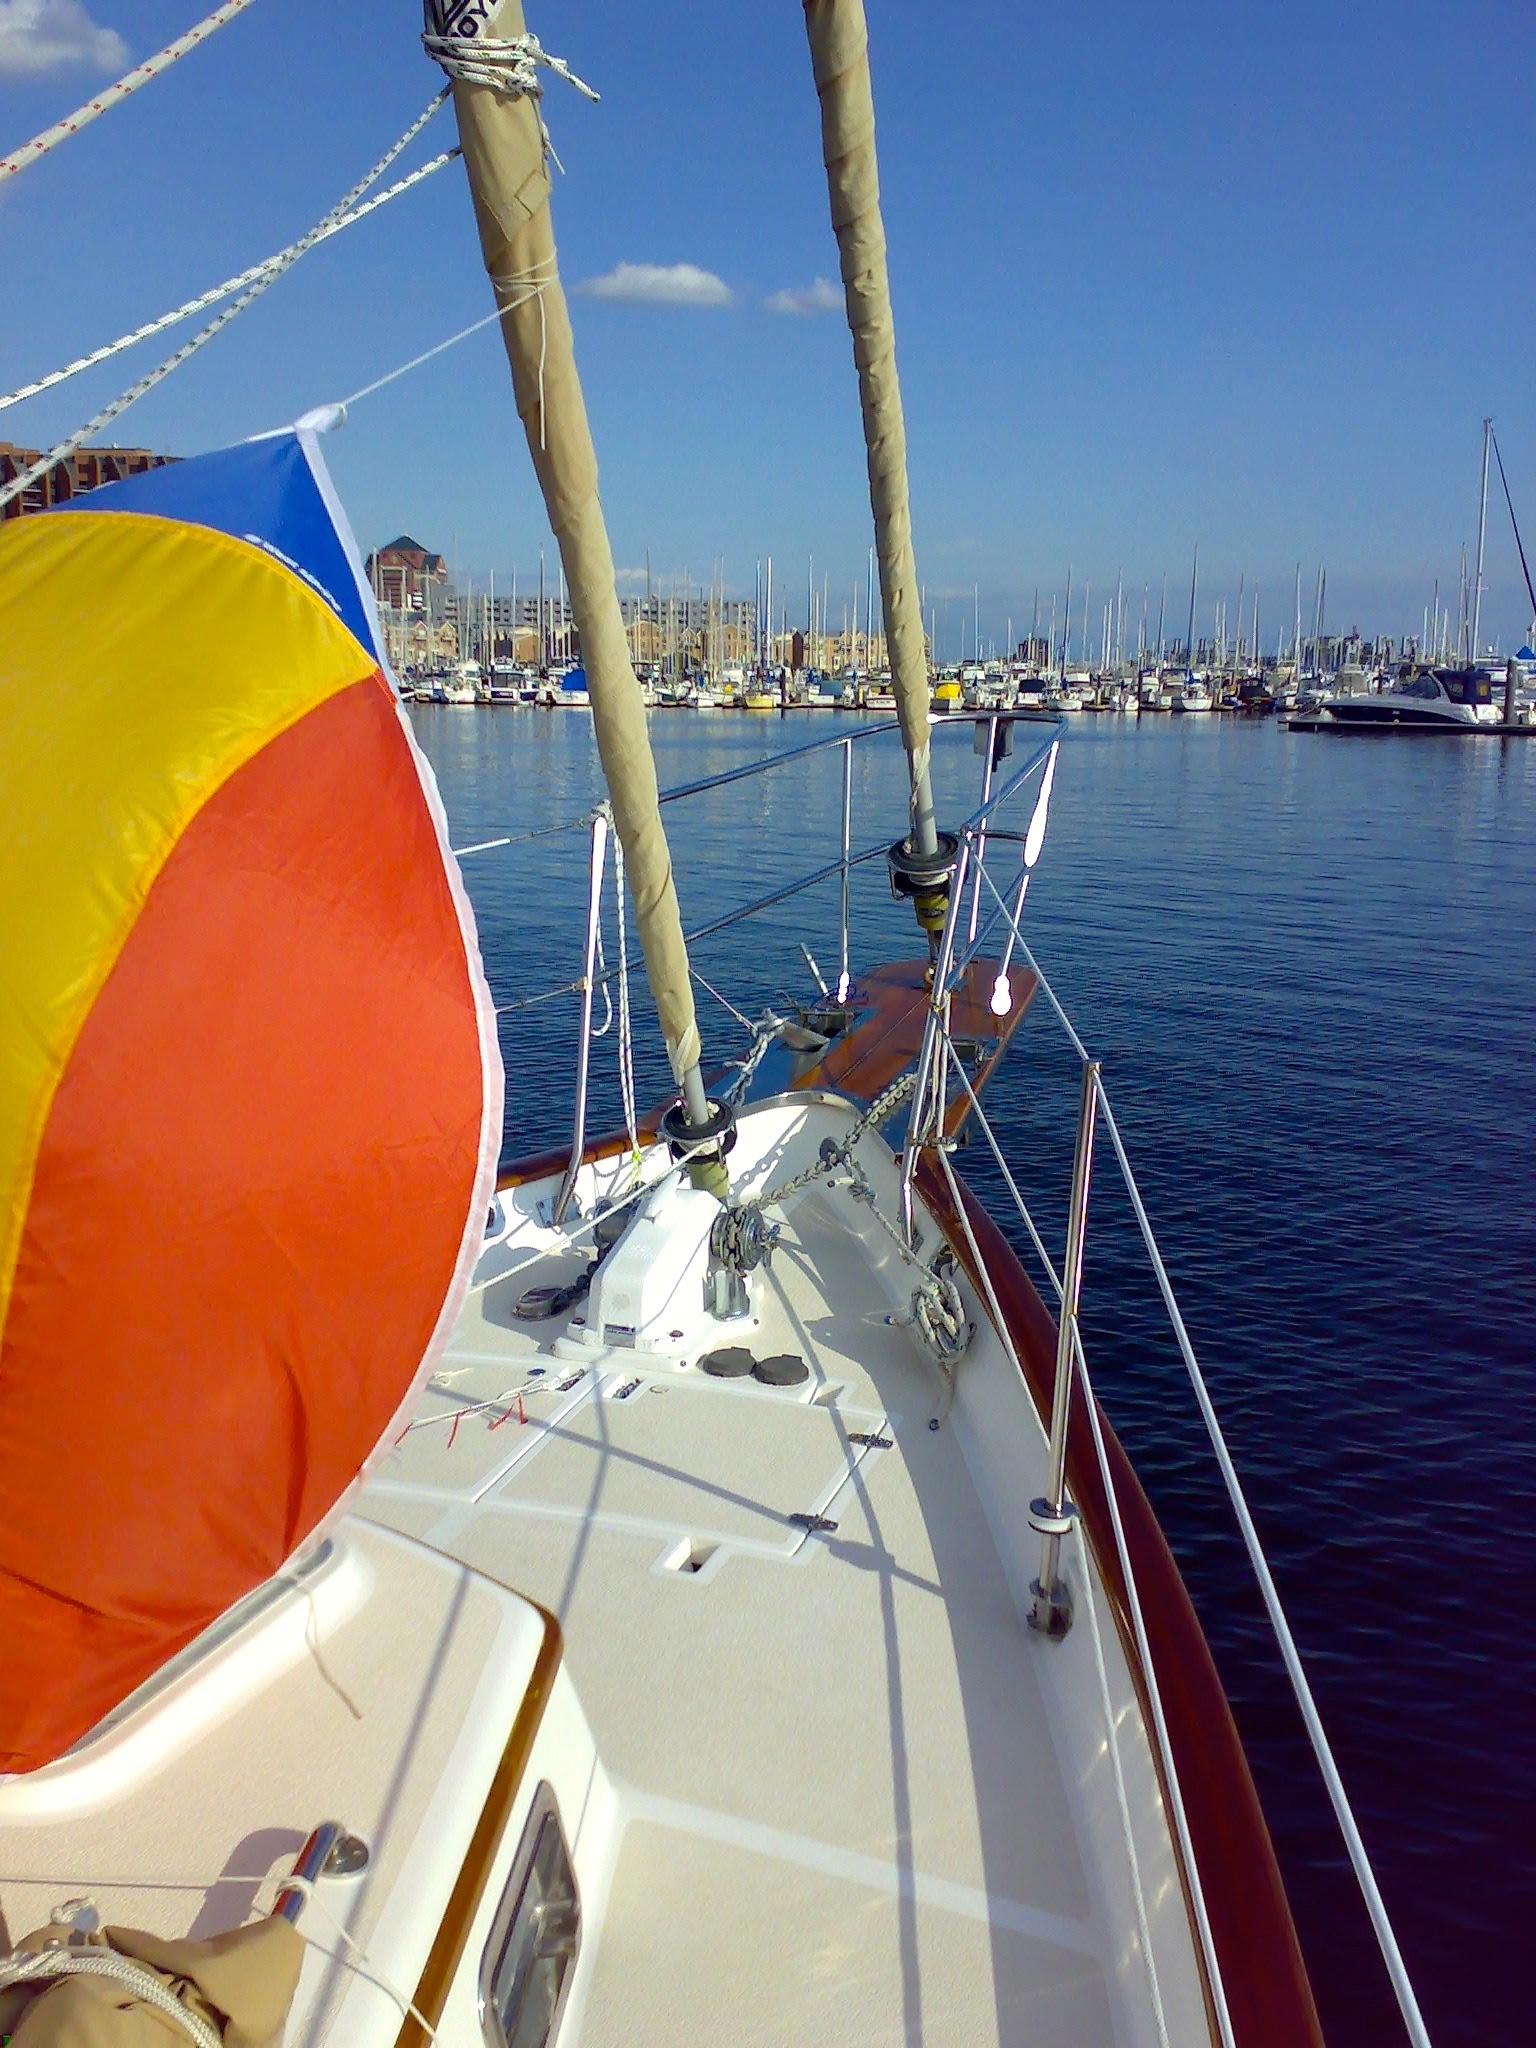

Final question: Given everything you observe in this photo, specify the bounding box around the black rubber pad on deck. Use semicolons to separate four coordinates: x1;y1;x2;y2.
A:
754;1352;810;1387
702;1346;754;1378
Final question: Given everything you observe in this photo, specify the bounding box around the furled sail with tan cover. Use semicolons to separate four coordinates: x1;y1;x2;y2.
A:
434;0;703;1088
803;0;936;849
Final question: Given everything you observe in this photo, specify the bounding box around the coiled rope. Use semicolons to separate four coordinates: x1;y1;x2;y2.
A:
0;94;448;515
421;24;599;169
421;28;598;104
0;1946;221;2048
0;1872;440;2046
0;0;260;183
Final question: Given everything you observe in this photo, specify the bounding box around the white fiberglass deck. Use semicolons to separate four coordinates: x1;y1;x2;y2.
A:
362;1093;1210;2046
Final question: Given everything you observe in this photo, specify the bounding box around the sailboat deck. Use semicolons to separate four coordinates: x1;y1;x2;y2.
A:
360;1100;1207;2045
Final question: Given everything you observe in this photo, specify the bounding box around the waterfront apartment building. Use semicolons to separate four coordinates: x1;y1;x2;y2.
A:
0;442;175;520
441;588;761;668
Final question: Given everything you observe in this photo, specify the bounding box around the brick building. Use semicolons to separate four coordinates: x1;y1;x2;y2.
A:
0;443;176;520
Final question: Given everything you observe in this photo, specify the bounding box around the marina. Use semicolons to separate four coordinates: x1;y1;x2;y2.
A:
0;5;1529;2048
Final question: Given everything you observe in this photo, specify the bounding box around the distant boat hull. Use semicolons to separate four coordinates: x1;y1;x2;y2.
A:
1324;699;1474;728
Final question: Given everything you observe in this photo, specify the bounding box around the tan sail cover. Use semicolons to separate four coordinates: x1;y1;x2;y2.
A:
442;0;700;1082
804;0;930;771
2;1918;302;2047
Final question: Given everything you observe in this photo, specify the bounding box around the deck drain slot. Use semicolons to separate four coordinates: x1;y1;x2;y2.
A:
788;1513;838;1533
848;1431;892;1449
556;1369;587;1392
612;1377;642;1400
662;1538;719;1576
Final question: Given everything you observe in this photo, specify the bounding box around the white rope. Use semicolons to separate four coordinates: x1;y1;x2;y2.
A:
421;28;598;105
0;0;259;183
0;95;447;515
1092;1082;1433;2048
339;276;546;410
3;1870;436;2044
423;24;599;173
268;1875;440;2043
0;151;461;417
0;1946;221;2048
690;966;755;1034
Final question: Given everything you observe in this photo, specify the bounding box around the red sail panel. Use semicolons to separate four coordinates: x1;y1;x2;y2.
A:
0;676;486;1772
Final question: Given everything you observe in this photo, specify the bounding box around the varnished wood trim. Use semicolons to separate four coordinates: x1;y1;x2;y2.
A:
395;1605;564;2047
917;1158;1325;2048
494;956;1036;1193
788;959;1038;1128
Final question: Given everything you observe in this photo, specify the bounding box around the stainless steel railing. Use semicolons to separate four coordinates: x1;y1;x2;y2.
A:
905;890;1433;2048
456;704;1430;2042
464;709;1063;1204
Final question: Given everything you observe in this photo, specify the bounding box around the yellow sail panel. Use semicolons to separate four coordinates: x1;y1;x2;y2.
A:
0;510;369;1329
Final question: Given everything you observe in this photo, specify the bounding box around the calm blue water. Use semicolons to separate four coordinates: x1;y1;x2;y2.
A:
414;704;1535;2048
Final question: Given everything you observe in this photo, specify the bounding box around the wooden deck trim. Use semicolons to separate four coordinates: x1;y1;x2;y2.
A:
788;958;1038;1130
394;1604;564;2047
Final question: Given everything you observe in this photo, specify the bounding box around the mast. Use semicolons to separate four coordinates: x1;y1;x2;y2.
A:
1471;415;1492;663
432;0;712;1134
804;0;939;868
1185;544;1199;669
1156;571;1166;665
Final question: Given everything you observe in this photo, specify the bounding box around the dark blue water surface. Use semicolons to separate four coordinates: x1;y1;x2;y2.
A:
412;704;1535;2048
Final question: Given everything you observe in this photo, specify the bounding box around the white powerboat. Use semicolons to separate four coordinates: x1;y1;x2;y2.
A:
1325;666;1498;728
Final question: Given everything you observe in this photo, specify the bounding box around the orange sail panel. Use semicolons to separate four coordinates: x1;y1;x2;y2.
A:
0;429;502;1773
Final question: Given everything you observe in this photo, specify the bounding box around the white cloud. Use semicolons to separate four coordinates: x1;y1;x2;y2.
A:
576;262;733;309
764;277;843;317
0;0;128;78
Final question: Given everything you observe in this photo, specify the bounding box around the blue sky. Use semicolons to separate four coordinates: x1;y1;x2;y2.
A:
2;0;1533;651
